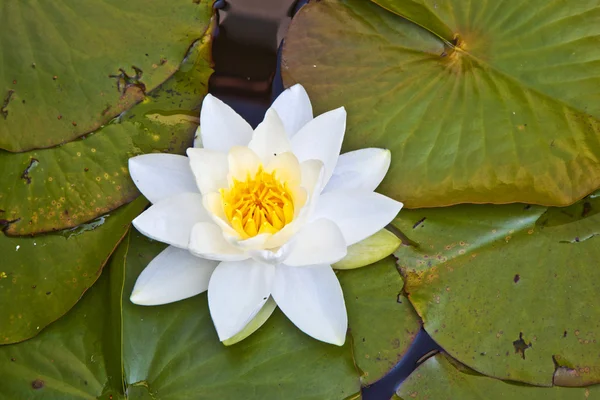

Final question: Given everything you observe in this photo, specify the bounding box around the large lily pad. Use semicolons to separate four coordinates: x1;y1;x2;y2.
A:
123;231;421;398
396;353;600;400
283;0;600;207
393;194;600;386
0;30;213;236
0;230;129;400
0;197;145;345
0;0;213;152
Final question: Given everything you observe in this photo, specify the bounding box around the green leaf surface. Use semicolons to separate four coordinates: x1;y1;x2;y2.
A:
283;0;600;207
0;0;213;152
396;353;600;400
338;258;421;385
0;197;145;345
393;194;600;386
0;229;129;400
0;32;213;236
123;231;421;398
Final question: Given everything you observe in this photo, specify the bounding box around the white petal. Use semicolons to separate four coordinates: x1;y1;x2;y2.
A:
227;146;262;182
323;148;391;193
189;222;248;261
271;84;313;137
272;264;347;346
222;297;278;346
129;154;198;204
265;152;301;186
301;159;325;196
186;148;229;194
208;260;275;341
283;219;347;267
311;190;403;246
248;109;291;164
248;246;290;265
200;94;253;151
130;246;218;305
291;107;346;187
133;193;209;249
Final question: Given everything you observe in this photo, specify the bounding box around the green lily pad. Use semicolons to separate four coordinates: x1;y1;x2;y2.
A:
393;194;600;386
0;0;213;152
123;231;421;398
0;230;129;400
0;197;145;345
338;257;421;385
283;0;600;207
0;31;213;236
396;353;600;400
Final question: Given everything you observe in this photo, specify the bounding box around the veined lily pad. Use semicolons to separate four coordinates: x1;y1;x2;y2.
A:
396;353;600;400
0;230;129;399
283;0;600;207
0;0;213;152
123;231;421;398
0;30;213;236
393;194;600;386
0;197;145;345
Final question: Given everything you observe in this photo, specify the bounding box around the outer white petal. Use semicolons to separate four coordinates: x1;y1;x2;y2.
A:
222;297;278;346
272;264;347;346
130;246;218;306
129;154;198;204
311;190;403;246
189;222;248;261
208;260;275;341
271;84;313;137
200;94;253;151
187;148;229;194
247;109;291;164
291;107;346;187
283;219;347;267
323;148;391;193
132;193;209;249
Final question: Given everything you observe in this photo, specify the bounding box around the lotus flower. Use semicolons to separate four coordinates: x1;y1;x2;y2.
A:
128;84;402;345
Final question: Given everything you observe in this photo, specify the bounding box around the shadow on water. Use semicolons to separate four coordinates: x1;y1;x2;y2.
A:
210;1;441;398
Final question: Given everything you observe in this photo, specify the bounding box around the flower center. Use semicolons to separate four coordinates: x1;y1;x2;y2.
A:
221;166;294;238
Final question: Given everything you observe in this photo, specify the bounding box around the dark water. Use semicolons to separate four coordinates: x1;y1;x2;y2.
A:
210;1;441;398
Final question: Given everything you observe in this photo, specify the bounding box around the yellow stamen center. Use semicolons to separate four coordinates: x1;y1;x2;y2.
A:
221;166;294;239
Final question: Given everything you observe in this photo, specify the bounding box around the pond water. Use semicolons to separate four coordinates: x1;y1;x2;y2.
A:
211;1;441;398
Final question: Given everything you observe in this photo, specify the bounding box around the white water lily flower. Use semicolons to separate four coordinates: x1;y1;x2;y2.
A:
128;84;402;346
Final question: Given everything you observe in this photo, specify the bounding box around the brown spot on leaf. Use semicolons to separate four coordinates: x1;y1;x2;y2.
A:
31;379;44;389
412;217;426;229
513;332;531;359
1;90;15;119
20;158;39;184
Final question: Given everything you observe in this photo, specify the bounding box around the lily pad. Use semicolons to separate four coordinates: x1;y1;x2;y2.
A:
396;353;600;400
0;30;213;236
0;230;129;400
393;194;600;386
123;231;421;398
338;257;421;385
283;0;600;207
0;0;213;152
0;197;146;345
